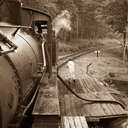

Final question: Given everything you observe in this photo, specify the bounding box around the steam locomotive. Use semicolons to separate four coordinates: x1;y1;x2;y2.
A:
1;1;128;128
0;0;56;127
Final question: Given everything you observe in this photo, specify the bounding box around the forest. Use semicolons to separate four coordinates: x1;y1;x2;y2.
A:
22;0;128;39
56;0;128;40
22;0;128;55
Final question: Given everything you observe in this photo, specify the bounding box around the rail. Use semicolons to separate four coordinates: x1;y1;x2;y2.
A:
57;44;122;68
57;46;103;68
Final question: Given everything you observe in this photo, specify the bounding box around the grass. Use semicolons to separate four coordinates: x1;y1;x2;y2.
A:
58;39;101;56
58;38;120;56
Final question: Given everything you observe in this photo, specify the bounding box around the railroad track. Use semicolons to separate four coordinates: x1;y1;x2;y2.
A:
57;46;102;68
57;44;122;68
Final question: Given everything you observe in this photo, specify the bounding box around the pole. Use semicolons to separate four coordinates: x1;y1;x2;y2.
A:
77;14;79;39
123;0;128;61
123;30;126;61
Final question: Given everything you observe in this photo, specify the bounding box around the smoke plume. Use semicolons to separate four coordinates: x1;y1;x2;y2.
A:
52;10;71;36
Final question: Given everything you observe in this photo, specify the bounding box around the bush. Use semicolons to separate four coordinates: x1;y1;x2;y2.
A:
58;38;104;55
58;38;122;56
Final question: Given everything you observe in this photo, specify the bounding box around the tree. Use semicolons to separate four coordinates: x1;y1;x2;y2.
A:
73;0;110;39
56;0;78;40
98;0;128;34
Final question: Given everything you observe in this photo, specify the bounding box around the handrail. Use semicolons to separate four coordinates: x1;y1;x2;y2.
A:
42;40;46;67
0;25;32;29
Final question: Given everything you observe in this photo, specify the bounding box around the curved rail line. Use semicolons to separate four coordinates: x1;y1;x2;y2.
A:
58;44;122;67
57;46;102;68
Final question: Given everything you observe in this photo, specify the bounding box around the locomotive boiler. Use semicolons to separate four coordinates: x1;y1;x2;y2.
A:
0;0;55;127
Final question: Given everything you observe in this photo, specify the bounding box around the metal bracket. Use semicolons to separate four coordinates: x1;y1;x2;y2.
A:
0;33;18;55
37;63;46;73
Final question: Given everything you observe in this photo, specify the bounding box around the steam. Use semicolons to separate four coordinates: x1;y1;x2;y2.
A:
52;10;71;36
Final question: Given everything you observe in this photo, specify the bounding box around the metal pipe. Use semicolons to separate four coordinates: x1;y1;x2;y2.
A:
0;25;31;29
42;40;46;67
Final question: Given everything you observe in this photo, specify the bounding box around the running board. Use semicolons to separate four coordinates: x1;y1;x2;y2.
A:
32;67;60;128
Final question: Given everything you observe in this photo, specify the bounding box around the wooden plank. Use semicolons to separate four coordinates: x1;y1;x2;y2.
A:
64;95;72;116
81;83;124;116
34;98;60;115
70;95;77;116
59;73;128;119
64;93;127;118
79;116;89;128
75;80;85;93
63;117;70;128
111;104;122;114
74;97;92;117
93;91;125;116
84;103;105;117
59;95;65;116
68;117;76;128
85;75;100;92
73;116;83;128
93;78;106;90
93;78;108;91
100;104;112;115
32;73;60;116
71;94;105;117
83;77;96;92
105;104;117;115
62;116;89;128
79;79;90;93
111;104;125;115
33;89;60;115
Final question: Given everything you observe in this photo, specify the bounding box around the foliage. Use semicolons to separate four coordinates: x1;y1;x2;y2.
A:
100;0;128;33
56;0;78;16
23;0;128;39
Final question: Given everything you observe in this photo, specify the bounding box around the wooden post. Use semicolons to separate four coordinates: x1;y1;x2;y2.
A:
77;14;79;39
123;30;126;61
123;0;128;62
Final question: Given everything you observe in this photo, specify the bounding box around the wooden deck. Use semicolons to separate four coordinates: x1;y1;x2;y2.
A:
61;116;88;128
58;74;128;121
31;67;128;127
